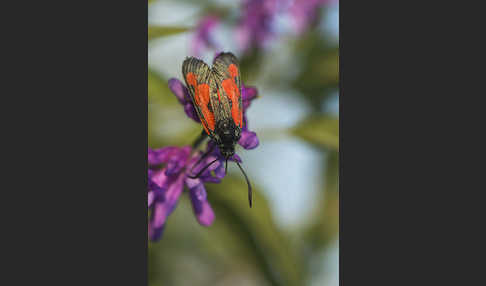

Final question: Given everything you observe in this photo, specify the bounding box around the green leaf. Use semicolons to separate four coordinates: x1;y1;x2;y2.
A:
290;30;339;109
310;53;339;86
148;25;191;40
148;68;185;107
148;68;203;147
206;177;305;286
292;115;339;151
148;68;171;104
148;178;305;286
304;151;339;251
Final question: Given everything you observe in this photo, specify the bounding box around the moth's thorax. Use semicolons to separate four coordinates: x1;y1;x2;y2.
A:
212;119;241;158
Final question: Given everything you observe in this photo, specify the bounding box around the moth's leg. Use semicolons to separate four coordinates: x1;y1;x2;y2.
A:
189;143;216;177
192;129;208;149
188;157;218;179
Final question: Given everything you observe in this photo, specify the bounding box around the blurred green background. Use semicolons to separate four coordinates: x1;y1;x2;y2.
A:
148;0;339;285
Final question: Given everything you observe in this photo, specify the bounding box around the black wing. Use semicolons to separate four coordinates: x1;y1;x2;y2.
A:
182;57;216;134
211;52;243;128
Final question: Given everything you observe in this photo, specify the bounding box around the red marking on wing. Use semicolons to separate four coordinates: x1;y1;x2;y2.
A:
186;72;197;88
194;84;215;131
222;78;241;128
228;64;238;78
186;73;214;134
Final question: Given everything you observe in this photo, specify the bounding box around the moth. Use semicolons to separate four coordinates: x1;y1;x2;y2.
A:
182;52;253;207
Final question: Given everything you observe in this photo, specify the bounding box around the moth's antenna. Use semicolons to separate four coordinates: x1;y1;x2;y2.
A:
235;161;252;208
188;158;219;179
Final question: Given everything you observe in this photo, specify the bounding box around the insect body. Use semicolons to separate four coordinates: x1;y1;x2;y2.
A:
182;52;253;207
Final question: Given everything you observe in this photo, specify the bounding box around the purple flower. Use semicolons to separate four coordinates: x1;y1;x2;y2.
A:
191;15;221;57
236;0;279;52
148;145;228;241
290;0;330;34
148;141;248;240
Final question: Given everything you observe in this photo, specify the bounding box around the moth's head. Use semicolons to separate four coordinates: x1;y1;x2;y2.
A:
218;142;235;159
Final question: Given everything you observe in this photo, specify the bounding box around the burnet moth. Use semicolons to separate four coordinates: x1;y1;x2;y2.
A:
182;52;253;207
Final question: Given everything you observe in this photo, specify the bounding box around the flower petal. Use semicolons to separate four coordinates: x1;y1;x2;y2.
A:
184;102;200;122
148;181;163;199
213;162;226;179
148;168;154;186
230;153;242;163
191;16;220;57
239;129;259;149
150;168;169;188
148;148;158;165
167;79;200;122
168;78;190;104
186;177;215;226
200;176;222;183
242;85;258;110
162;174;185;213
165;147;191;176
148;169;167;209
149;202;165;241
148;173;185;241
148;190;155;208
236;0;278;51
148;147;178;166
290;0;330;34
